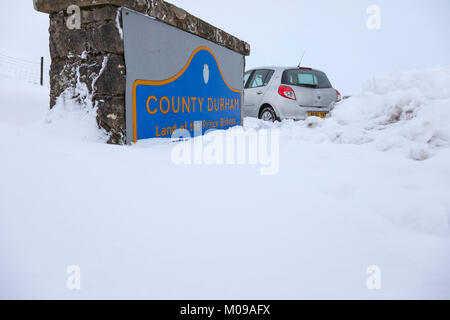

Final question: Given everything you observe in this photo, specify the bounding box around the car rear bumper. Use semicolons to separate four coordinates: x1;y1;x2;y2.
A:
277;104;332;120
271;96;332;120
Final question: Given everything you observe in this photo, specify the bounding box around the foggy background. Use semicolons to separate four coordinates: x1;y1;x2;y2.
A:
1;0;449;95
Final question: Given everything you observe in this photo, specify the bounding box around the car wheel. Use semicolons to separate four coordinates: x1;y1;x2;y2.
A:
260;106;276;122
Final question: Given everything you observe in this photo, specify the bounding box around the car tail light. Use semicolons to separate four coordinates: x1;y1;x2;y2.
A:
335;89;342;102
278;85;296;100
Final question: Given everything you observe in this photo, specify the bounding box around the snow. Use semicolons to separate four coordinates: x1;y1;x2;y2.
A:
1;67;450;299
41;58;110;143
258;66;450;162
115;8;124;40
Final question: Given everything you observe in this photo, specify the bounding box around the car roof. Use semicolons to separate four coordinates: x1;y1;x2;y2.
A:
246;66;326;74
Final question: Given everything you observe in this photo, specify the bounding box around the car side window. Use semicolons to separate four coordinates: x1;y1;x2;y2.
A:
247;69;274;89
243;71;252;88
264;70;275;86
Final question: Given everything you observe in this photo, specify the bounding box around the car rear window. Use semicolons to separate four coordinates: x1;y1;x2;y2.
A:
282;69;332;88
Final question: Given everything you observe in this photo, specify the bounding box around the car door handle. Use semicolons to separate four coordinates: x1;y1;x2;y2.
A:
257;91;263;95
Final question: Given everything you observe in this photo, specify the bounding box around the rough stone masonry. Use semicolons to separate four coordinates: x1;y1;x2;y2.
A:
34;0;250;144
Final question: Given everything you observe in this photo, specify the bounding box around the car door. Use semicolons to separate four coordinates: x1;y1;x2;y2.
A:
243;69;274;118
242;70;253;117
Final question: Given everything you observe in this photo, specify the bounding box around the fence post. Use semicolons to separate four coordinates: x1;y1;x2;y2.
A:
40;57;44;86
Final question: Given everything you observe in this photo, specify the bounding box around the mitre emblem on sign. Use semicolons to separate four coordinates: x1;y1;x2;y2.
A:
203;64;209;85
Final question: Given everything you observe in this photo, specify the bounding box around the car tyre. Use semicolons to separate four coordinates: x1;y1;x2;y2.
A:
260;106;277;122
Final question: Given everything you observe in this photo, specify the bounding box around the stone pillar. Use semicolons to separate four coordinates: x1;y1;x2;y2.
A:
34;0;250;144
47;5;126;144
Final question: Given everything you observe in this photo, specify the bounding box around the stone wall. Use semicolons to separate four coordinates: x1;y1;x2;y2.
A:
49;5;126;143
35;0;250;144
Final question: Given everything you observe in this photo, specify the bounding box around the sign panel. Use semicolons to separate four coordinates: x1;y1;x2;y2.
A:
132;47;242;142
122;8;244;144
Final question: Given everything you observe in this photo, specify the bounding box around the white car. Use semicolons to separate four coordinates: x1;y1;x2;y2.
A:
243;66;341;121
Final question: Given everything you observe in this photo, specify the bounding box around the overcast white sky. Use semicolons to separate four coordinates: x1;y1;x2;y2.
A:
1;0;449;94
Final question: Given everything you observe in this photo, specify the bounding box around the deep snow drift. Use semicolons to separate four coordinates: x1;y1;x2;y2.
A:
0;67;450;299
251;65;450;161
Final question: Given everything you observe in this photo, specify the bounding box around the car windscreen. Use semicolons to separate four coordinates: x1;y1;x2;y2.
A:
282;69;332;89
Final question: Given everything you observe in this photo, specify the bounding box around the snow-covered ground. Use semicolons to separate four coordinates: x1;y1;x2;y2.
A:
1;67;450;299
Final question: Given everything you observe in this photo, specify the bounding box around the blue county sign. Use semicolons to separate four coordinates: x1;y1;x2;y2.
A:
132;46;242;142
